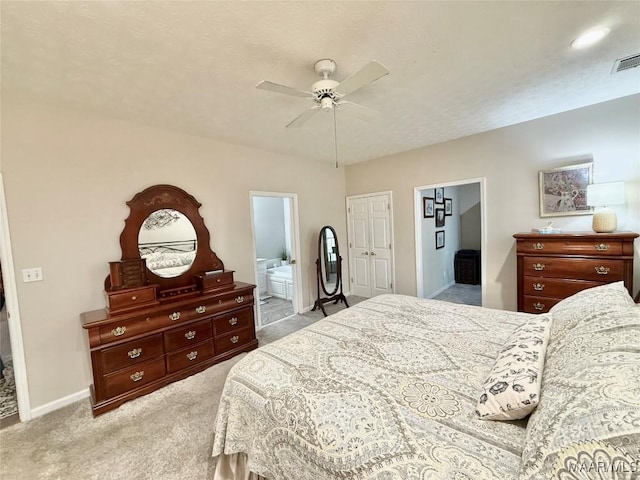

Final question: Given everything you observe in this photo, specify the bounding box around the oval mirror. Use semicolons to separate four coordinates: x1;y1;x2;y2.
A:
137;208;198;278
319;226;339;296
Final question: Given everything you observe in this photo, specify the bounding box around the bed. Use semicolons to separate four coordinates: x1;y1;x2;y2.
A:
211;282;640;479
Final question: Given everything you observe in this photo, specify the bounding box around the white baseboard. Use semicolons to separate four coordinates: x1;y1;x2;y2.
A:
30;388;90;419
427;281;455;299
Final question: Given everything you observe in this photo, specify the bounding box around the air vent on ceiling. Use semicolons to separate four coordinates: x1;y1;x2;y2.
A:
611;53;640;73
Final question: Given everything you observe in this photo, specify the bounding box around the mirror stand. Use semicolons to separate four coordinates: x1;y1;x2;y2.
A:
312;257;348;316
311;225;349;317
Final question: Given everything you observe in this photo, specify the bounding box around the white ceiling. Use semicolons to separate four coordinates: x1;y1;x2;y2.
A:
2;1;639;166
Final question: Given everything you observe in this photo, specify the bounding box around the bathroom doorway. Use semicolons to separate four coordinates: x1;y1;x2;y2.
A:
250;192;302;329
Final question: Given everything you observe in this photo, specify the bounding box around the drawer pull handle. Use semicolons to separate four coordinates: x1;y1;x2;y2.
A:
128;348;142;359
218;300;222;304
533;302;545;311
131;295;137;301
185;330;196;340
229;317;238;326
533;283;545;291
230;335;240;344
130;371;144;382
235;296;244;304
169;312;181;321
112;326;127;337
595;243;610;252
196;306;206;314
595;266;610;275
533;242;544;250
217;278;221;283
533;263;545;271
187;351;198;361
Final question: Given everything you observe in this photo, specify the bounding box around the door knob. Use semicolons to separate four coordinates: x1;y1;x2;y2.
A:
290;259;296;265
370;252;376;256
362;252;369;255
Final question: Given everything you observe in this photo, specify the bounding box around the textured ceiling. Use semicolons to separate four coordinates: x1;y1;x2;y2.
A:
2;1;639;165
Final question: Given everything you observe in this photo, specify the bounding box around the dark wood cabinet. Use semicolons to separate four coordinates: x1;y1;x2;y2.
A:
81;282;256;416
514;232;638;313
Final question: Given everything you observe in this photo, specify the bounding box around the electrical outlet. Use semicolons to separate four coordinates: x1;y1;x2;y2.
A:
22;267;43;283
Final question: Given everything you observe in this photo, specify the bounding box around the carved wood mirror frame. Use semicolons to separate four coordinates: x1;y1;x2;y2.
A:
118;184;224;293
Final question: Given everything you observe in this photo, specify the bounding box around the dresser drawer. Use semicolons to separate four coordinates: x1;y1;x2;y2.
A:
99;334;164;373
164;319;213;352
213;307;253;336
522;276;604;298
522;295;562;314
214;327;254;355
518;239;624;256
166;340;215;374
522;256;624;281
103;357;166;398
105;285;158;313
191;291;254;320
98;307;191;344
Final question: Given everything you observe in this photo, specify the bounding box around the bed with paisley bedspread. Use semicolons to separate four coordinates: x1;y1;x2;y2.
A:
211;282;640;480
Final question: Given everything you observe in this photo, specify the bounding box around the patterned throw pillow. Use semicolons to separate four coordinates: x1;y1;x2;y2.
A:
476;314;551;420
519;282;640;479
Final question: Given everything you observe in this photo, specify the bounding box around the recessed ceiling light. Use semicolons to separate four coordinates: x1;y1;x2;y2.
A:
571;27;611;49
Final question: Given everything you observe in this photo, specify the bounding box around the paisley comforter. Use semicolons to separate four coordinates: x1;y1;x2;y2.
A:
211;294;537;479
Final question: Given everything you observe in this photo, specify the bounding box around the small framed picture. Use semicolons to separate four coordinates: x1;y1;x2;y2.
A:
423;197;434;218
444;198;452;216
435;208;445;227
435;230;445;249
435;187;444;204
538;162;593;217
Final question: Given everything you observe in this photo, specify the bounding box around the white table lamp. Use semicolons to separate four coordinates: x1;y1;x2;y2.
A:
586;182;625;233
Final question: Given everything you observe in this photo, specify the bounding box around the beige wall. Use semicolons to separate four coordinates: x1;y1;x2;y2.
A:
1;97;346;410
346;94;640;309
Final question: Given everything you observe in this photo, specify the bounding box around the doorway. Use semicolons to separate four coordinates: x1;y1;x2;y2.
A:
250;192;302;329
414;178;485;306
346;192;395;298
0;173;30;423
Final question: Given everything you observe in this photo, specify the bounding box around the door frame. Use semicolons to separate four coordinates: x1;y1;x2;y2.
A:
249;191;302;329
0;173;31;421
346;190;396;298
414;177;486;305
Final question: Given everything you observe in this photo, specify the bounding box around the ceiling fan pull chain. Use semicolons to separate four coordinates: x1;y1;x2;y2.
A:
333;107;339;168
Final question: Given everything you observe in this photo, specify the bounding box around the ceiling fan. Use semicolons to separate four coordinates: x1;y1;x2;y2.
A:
256;59;389;166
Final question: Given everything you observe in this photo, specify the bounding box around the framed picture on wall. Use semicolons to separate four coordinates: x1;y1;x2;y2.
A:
435;208;445;227
444;198;452;216
423;197;435;218
435;187;444;204
435;230;445;249
538;162;593;217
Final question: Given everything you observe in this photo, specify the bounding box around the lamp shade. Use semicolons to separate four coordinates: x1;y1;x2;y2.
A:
586;182;625;207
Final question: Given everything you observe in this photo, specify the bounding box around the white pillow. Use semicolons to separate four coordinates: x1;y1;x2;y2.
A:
476;314;551;420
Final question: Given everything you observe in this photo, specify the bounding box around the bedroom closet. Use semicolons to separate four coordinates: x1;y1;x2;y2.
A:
415;179;484;306
250;192;301;328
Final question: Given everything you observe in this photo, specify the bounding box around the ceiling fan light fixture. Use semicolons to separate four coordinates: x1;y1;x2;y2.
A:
320;97;333;111
571;26;610;49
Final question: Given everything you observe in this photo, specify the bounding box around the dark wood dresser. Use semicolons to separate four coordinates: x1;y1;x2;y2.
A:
81;184;258;416
514;232;638;313
81;282;256;416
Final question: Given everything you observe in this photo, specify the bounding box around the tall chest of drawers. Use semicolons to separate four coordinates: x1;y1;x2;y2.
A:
81;282;257;416
514;232;638;313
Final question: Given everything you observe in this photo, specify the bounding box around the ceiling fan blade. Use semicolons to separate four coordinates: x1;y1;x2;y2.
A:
336;100;381;123
286;106;321;128
256;80;312;98
334;61;389;97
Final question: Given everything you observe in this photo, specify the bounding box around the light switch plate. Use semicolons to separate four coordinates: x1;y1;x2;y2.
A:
22;267;43;283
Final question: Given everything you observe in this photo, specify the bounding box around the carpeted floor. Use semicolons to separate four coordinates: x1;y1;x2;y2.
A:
432;282;481;306
0;297;362;480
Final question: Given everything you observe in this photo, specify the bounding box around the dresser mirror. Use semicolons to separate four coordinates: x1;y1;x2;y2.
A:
138;208;198;278
312;225;348;316
117;184;224;294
